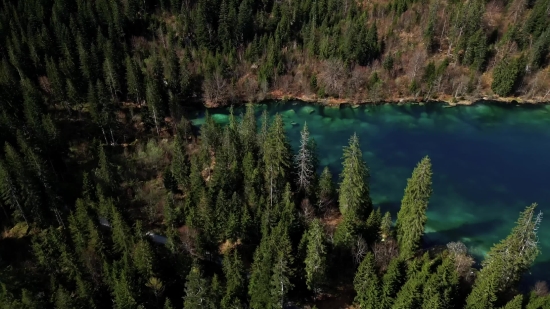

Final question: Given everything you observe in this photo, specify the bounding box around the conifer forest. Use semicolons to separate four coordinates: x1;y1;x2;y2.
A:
0;0;550;308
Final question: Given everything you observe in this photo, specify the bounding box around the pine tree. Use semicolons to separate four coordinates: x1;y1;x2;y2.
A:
0;158;27;224
380;258;405;309
249;233;274;309
317;166;335;213
304;219;327;298
239;104;258;155
221;250;246;309
465;204;542;309
503;295;523;309
184;262;216;309
395;156;433;258
380;211;393;241
270;224;294;308
125;56;143;104
262;114;292;210
365;207;382;244
338;133;372;220
171;133;190;189
421;256;459;309
354;252;381;309
295;122;318;196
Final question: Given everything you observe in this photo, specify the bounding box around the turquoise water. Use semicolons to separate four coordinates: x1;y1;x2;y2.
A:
191;101;550;284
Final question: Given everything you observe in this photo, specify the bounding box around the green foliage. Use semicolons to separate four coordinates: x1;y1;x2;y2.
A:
354;252;381;309
221;251;247;308
503;294;523;309
380;258;405;309
465;204;542;309
396;156;433;258
304;219;327;296
492;57;525;97
338;133;372;220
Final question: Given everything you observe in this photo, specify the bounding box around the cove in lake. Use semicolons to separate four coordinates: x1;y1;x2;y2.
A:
190;101;550;286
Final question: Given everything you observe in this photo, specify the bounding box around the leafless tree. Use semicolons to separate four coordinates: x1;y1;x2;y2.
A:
301;199;315;223
452;74;469;98
373;239;399;272
181;227;199;258
507;0;527;24
447;241;475;279
533;281;549;297
352;236;369;266
408;49;427;80
318;59;347;97
203;72;227;105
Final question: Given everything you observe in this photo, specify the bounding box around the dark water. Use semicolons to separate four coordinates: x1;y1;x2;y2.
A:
191;101;550;285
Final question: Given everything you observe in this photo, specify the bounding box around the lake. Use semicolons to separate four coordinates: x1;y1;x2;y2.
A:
190;100;550;286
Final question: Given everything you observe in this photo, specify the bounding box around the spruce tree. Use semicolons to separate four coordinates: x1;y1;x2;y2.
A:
317;166;335;213
503;294;523;309
270;224;294;308
221;250;246;309
338;133;372;220
395;156;433;258
465;204;542;309
262;114;292;210
249;233;274;309
295;122;318;195
380;258;405;309
354;252;381;309
239;104;258;155
183;262;217;309
304;219;327;298
171;133;190;189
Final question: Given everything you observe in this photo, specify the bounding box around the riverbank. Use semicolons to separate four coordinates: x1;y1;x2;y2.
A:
205;91;550;108
270;92;550;106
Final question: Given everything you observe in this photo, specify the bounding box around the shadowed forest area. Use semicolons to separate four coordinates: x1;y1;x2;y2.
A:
0;0;550;308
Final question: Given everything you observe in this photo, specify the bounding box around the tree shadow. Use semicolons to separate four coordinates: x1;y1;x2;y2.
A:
520;259;550;291
376;200;401;215
422;218;504;257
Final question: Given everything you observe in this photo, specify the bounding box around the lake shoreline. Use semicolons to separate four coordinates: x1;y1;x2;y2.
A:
205;92;550;108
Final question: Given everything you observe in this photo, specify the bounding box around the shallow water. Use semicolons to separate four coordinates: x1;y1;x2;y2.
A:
191;101;550;285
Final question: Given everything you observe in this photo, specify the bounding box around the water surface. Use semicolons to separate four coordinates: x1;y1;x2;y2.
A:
191;101;550;285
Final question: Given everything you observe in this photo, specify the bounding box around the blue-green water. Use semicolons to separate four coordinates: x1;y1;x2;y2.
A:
191;101;550;284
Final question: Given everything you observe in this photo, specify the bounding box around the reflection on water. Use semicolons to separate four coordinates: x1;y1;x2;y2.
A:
191;101;550;285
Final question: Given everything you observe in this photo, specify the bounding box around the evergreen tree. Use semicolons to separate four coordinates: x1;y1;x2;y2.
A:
465;204;542;309
354;252;381;309
183;262;217;309
317;166;335;213
125;57;143;104
221;250;247;308
262;114;292;210
338;133;372;228
395;156;433;259
380;258;405;309
171;132;190;189
270;224;294;308
304;219;327;298
249;233;274;309
502;294;523;309
295;122;318;195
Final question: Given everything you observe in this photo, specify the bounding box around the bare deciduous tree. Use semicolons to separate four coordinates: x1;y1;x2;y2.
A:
301;199;315;223
318;59;347;97
352;236;369;266
447;241;475;279
373;239;399;272
533;281;549;297
203;72;227;106
408;50;427;80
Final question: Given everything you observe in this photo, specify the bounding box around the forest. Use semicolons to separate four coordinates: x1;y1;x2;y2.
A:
0;0;549;308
